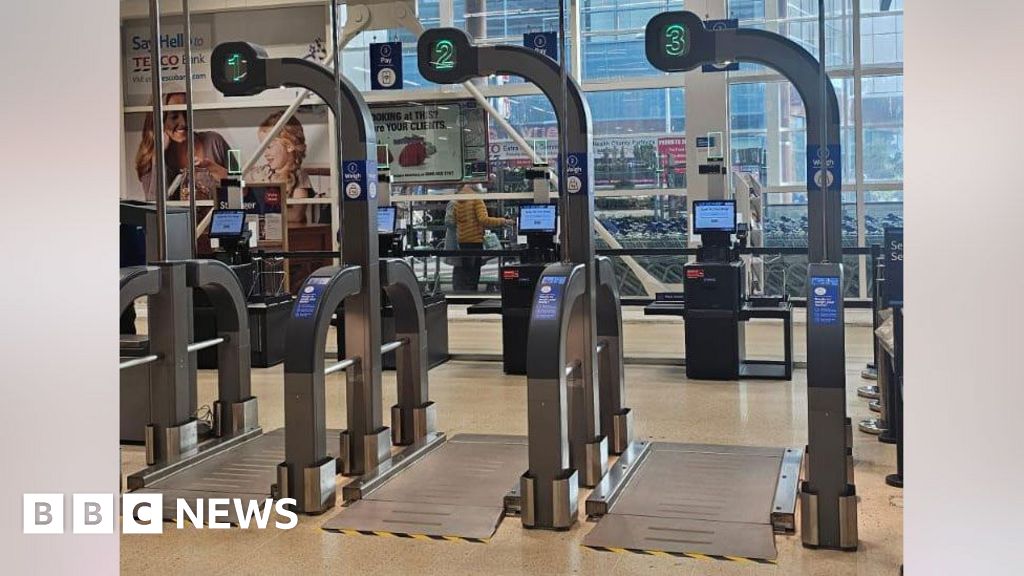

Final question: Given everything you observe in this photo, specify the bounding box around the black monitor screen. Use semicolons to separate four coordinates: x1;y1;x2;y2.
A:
210;210;247;238
518;204;557;233
378;206;397;234
692;200;736;233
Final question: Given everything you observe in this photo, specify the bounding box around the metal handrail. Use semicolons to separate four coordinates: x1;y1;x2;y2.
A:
120;355;160;371
325;340;406;376
186;337;226;353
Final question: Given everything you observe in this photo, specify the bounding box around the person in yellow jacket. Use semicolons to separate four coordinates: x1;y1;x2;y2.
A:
452;184;512;292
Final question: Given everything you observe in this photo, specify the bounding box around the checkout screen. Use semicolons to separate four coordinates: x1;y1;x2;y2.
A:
518;205;557;233
377;207;397;234
693;201;736;232
211;210;246;237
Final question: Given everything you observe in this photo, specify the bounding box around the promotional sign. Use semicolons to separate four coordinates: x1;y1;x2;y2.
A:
807;144;842;192
293;277;331;319
884;227;904;307
523;32;558;62
810;276;841;326
370;102;488;183
657;137;686;186
532;276;567;321
701;19;739;72
122;7;327;107
217;184;284;246
370;42;403;90
123;20;213;102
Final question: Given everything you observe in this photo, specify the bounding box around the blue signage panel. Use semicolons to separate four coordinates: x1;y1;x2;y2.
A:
884;227;903;307
807;144;842;192
370;42;403;90
293;277;331;319
809;276;841;326
533;275;567;321
702;19;740;72
561;153;589;195
523;32;558;62
695;136;716;149
341;160;378;202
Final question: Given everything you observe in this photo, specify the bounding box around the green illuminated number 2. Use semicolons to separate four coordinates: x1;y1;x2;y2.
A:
665;24;687;57
434;40;455;70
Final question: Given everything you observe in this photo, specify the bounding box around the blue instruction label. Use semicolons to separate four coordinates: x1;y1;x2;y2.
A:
562;153;589;195
342;160;378;202
809;276;841;326
523;32;558;61
532;275;567;321
807;144;842;192
293;277;331;319
370;42;403;90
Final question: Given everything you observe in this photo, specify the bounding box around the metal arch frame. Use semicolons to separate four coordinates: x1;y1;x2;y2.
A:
280;265;364;513
644;11;857;551
381;259;436;446
185;260;259;437
120;260;264;490
417;27;644;531
520;263;586;529
212;41;441;514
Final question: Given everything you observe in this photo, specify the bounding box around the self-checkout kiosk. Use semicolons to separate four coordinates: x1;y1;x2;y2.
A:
683;200;748;380
498;203;559;374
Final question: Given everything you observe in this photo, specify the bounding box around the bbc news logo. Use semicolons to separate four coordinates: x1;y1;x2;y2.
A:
23;494;298;534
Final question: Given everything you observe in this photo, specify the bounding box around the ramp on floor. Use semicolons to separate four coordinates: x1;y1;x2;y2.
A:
323;434;527;540
135;427;341;523
583;442;801;561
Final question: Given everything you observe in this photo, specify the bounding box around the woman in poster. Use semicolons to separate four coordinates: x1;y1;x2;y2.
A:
256;111;316;225
134;92;231;202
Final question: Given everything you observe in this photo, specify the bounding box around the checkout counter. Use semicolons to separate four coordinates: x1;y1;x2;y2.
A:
646;200;793;380
467;203;559;374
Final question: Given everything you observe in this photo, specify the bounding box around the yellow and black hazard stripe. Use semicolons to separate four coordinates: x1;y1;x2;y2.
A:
333;529;488;544
584;545;776;565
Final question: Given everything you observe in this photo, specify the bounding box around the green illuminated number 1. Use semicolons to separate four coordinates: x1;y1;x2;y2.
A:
226;53;247;83
664;24;687;57
433;40;455;71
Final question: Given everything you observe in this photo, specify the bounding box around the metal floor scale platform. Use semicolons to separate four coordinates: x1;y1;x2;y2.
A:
133;428;341;523
584;442;802;562
322;434;528;540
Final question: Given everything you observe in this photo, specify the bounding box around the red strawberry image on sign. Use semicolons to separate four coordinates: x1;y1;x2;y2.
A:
395;136;437;168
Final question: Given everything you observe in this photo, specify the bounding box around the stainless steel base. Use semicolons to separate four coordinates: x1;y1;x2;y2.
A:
869;400;881;413
857;385;880;400
584;440;651;517
861;367;878;381
858;418;886;435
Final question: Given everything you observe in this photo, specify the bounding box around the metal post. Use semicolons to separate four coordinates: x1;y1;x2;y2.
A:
818;0;829;264
149;0;168;261
183;0;198;258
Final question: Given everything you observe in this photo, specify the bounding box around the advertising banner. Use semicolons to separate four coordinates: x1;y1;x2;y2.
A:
370;102;488;183
122;20;214;103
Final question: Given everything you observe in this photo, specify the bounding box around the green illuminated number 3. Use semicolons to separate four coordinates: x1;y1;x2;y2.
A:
434;40;455;70
665;24;686;57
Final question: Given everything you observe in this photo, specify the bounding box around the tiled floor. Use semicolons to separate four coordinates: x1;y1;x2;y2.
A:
121;313;900;575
